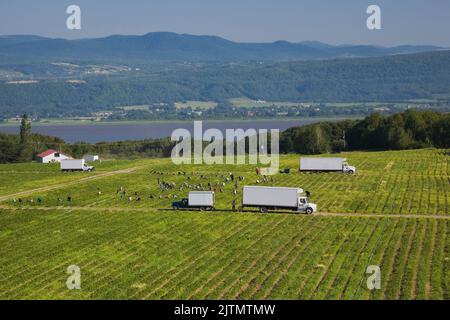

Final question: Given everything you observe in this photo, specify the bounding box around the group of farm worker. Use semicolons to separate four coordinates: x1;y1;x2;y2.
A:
152;168;274;211
10;167;274;210
11;195;72;205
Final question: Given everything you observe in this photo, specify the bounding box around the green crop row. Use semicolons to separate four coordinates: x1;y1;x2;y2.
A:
0;209;447;299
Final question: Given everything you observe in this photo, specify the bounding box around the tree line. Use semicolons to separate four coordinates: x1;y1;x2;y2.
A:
280;110;449;154
0;110;448;164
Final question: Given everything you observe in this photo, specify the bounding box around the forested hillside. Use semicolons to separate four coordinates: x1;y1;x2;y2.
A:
1;51;450;119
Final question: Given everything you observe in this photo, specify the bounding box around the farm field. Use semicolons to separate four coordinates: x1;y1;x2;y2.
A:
0;148;448;299
229;97;308;108
0;159;153;197
0;210;448;300
175;101;218;110
3;149;448;216
227;98;436;109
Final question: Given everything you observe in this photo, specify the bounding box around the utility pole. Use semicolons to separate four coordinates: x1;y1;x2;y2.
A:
343;130;346;150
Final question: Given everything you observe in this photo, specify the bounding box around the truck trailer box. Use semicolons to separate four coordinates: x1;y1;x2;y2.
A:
188;191;215;207
300;157;345;171
242;186;302;208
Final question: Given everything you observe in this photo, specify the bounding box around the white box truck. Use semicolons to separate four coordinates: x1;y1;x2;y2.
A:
242;186;317;214
172;191;215;211
300;157;356;174
61;159;94;172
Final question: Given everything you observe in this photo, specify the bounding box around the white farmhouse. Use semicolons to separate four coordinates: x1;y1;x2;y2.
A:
37;149;70;163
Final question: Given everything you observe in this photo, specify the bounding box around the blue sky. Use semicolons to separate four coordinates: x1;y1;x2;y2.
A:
1;0;449;46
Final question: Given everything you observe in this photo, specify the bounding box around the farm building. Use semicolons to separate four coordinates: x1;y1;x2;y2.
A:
83;155;99;162
37;149;71;164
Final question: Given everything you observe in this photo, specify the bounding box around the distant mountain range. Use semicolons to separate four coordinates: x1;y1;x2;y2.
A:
0;32;446;63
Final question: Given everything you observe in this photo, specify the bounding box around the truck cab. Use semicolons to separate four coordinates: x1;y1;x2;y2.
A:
172;198;189;210
298;196;317;214
342;162;356;174
82;163;95;172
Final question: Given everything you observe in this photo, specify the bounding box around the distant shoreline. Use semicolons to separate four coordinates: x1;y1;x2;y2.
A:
0;116;362;127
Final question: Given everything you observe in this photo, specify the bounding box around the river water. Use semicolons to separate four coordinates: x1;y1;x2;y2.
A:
0;119;332;143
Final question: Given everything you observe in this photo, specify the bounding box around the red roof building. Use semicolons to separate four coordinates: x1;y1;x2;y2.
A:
37;149;70;163
37;149;58;158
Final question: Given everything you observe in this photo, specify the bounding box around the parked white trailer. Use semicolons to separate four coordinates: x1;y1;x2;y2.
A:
172;191;215;211
61;159;94;172
300;157;356;174
242;186;317;214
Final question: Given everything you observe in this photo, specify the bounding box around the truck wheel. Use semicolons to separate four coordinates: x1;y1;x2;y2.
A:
348;170;354;174
172;206;179;211
305;207;313;214
259;207;268;213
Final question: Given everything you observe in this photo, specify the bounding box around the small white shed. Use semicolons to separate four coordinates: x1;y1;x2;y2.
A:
83;155;99;162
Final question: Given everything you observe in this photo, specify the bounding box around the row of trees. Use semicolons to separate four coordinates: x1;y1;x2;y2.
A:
0;111;448;163
0;114;67;163
280;110;449;154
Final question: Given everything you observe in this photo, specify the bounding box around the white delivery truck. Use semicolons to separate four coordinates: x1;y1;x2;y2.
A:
242;186;317;214
61;159;94;172
300;157;356;174
172;191;215;211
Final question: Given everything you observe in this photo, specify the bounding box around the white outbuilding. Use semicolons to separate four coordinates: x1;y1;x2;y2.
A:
37;149;70;163
83;155;99;162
